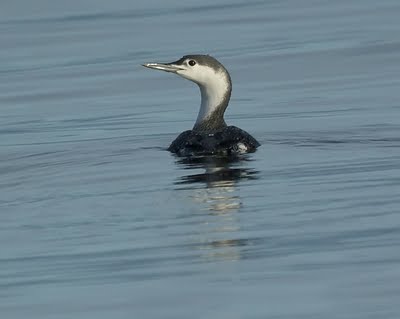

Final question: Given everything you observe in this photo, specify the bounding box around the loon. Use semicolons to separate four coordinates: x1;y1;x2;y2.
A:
142;55;260;156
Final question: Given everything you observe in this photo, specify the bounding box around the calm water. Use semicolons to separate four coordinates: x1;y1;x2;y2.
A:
1;0;400;318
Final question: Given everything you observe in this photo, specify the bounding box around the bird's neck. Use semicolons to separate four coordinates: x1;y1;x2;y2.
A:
193;74;232;132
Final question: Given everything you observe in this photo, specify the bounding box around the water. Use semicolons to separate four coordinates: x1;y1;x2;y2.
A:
1;0;400;318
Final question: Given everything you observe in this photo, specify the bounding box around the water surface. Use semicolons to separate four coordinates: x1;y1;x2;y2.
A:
1;0;400;318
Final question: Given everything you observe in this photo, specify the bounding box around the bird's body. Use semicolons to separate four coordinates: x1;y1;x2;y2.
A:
143;54;260;156
168;126;259;156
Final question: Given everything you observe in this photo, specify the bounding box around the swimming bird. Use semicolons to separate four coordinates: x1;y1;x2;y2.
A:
142;55;260;156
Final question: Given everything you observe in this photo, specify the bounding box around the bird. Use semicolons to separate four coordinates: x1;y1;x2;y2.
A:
142;54;260;156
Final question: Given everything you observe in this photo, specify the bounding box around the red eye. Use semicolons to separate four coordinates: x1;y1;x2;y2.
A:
188;60;196;66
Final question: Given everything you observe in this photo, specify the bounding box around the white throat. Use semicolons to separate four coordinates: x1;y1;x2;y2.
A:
194;70;231;125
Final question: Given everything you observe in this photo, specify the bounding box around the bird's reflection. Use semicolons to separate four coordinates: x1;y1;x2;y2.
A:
175;155;259;187
174;155;259;261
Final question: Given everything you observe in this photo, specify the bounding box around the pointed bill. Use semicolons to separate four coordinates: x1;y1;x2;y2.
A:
142;62;184;73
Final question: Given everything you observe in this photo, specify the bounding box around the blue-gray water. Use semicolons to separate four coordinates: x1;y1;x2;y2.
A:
1;1;400;318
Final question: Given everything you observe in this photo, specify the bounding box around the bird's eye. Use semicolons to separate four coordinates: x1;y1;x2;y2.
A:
188;60;196;66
